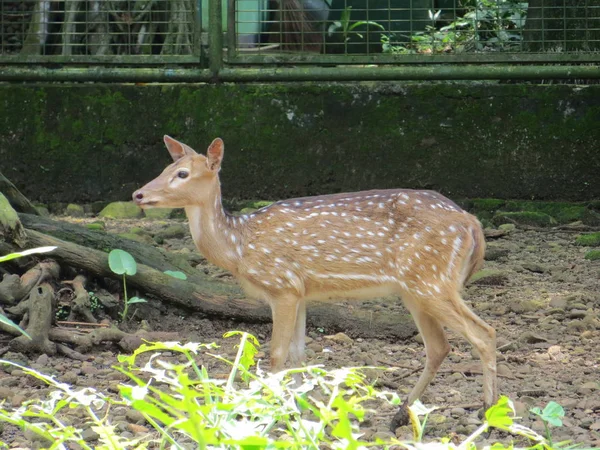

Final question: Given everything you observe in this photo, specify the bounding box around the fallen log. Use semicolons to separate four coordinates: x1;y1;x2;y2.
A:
19;213;201;281
0;172;39;216
20;229;417;340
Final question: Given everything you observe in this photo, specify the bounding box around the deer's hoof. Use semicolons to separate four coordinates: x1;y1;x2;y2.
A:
389;404;410;431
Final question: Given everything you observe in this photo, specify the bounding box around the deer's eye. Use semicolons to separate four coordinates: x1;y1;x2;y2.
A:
177;170;189;179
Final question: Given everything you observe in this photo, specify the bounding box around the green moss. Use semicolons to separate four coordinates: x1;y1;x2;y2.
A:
584;250;600;260
65;204;85;217
86;222;105;231
504;201;587;224
250;201;274;209
99;202;143;219
575;232;600;247
471;198;506;212
493;211;556;227
2;83;600;204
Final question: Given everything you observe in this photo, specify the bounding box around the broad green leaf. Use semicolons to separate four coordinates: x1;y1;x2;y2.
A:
0;246;56;263
485;396;515;429
0;314;31;339
542;401;565;421
108;249;137;275
164;270;187;280
127;297;147;305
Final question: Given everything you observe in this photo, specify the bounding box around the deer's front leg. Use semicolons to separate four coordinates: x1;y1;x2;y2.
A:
268;294;302;372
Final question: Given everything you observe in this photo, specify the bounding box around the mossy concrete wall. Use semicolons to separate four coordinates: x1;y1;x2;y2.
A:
1;82;599;203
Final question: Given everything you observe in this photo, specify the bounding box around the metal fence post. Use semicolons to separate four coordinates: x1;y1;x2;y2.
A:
209;0;224;79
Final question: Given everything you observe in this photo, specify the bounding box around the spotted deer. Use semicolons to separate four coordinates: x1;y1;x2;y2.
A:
133;136;497;429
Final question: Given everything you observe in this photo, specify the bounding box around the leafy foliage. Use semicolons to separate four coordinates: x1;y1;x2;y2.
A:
0;333;577;449
382;0;527;54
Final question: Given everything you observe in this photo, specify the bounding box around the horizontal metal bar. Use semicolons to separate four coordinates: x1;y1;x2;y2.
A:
0;65;598;82
227;52;600;65
0;55;201;65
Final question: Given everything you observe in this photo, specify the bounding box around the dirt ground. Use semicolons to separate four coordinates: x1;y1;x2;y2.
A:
1;215;599;448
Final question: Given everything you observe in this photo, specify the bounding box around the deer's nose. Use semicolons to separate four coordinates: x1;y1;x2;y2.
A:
133;190;144;202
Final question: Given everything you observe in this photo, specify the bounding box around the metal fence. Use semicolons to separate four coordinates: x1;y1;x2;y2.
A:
1;0;599;80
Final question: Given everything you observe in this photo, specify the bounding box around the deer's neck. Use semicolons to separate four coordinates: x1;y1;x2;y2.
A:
184;183;242;274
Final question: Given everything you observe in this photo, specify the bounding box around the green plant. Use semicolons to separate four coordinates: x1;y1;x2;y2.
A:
382;0;527;54
328;6;384;43
88;291;101;313
0;333;580;449
107;249;147;322
530;401;565;446
0;246;56;338
407;400;437;442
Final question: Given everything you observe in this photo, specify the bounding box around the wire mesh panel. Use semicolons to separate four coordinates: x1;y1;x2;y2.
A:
227;0;600;63
0;0;200;62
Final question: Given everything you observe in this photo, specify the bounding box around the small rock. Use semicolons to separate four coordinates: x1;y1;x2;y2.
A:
324;332;353;345
86;221;106;231
450;407;466;416
578;381;599;395
60;371;79;384
497;340;517;352
144;208;175;219
519;331;548;344
81;363;98;376
469;269;509;286
11;394;26;406
118;232;156;245
0;387;14;399
24;428;53;444
568;309;587;319
126;409;146;424
127;423;150;434
157;224;187;240
522;262;548;273
81;427;100;441
483;229;507;239
513;400;529;417
99;202;143;219
560;398;579;409
508;299;542;313
484;244;510;261
370;430;395;441
497;364;514;379
35;354;49;366
549;295;569;309
498;223;516;232
65;203;85;217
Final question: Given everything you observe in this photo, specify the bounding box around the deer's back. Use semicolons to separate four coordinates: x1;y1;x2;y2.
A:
235;189;482;300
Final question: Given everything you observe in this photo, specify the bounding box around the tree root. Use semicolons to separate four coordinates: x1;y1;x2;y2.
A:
49;326;180;354
63;275;97;324
9;283;57;355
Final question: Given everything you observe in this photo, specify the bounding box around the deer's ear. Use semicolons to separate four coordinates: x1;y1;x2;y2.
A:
206;138;224;172
163;135;196;162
